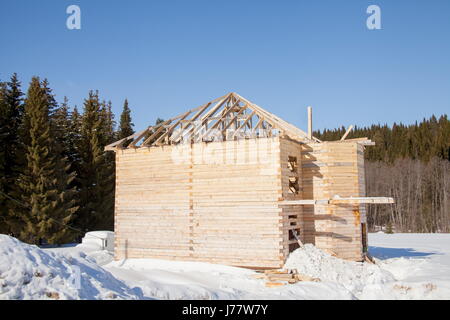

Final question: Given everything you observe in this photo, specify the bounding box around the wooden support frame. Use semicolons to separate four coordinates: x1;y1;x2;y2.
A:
128;127;155;148
180;94;232;143
251;117;265;136
169;102;213;143
280;197;394;205
105;92;327;151
152;110;192;146
199;98;241;141
232;110;256;138
141;119;173;146
104;128;148;151
220;106;247;136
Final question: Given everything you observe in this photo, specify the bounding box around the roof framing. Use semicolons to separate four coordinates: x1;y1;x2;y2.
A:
106;92;323;151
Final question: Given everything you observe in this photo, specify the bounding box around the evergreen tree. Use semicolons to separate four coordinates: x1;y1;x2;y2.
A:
385;221;394;234
67;105;83;185
76;91;115;231
53;97;73;160
101;100;116;144
17;77;77;244
0;74;24;235
314;114;450;163
0;79;8;233
118;99;134;140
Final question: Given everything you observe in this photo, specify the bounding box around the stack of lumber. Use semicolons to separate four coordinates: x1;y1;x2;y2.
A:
252;269;320;287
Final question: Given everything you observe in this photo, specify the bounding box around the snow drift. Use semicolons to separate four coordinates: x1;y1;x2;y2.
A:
0;235;145;300
284;244;395;293
2;233;450;300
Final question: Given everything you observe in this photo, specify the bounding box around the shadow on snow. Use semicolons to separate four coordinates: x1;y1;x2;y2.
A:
369;246;440;260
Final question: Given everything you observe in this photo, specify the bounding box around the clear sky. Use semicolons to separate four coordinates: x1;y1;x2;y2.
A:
1;0;449;132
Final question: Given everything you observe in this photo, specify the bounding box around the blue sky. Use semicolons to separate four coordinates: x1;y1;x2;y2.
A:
1;0;449;132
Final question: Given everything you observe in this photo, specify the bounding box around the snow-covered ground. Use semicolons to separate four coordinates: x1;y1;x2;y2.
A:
1;233;450;300
362;233;450;299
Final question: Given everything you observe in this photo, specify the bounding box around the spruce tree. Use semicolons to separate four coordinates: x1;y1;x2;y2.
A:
67;105;83;187
53;97;72;160
17;77;77;244
76;91;115;231
0;74;24;235
101;100;116;144
0;80;8;233
385;221;394;234
99;100;116;229
118;99;134;140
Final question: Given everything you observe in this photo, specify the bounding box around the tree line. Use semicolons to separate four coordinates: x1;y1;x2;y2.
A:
315;116;450;233
0;74;135;244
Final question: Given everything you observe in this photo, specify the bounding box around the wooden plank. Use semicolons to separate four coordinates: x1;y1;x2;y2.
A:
307;106;312;140
152;110;193;145
232;110;256;138
340;125;354;141
105;128;148;151
220;105;247;134
199;98;241;141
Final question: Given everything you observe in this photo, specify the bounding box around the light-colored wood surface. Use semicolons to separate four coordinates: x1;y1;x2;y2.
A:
108;93;391;267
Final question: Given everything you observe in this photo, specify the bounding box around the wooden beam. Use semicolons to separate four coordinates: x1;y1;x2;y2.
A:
340;125;354;141
251;117;264;135
169;92;231;144
307;106;312;140
232;110;256;138
280;197;394;205
141;119;172;146
233;93;320;142
199;99;241;141
180;94;232;143
330;197;394;204
128;127;154;148
105;128;148;151
152;110;192;146
170;102;212;143
220;106;247;135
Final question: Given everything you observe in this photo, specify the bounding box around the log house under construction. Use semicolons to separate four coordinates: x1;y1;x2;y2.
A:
106;92;393;268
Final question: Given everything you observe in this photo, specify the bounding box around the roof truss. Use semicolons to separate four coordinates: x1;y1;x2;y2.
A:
106;92;321;151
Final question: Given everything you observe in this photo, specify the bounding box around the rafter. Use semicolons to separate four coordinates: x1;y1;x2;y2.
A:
105;92;324;151
251;117;264;136
199;98;241;141
187;94;232;142
128;127;153;148
141;119;173;146
220;105;247;136
151;110;192;146
232;110;256;138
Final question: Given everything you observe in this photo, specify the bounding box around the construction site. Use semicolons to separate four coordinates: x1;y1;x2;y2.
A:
106;92;393;269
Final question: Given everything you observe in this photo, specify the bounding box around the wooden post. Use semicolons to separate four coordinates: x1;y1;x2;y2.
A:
307;106;312;140
340;125;354;141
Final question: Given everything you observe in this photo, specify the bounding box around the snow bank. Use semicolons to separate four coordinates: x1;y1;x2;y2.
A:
0;235;145;300
3;233;450;300
284;244;395;293
81;231;114;252
105;258;355;300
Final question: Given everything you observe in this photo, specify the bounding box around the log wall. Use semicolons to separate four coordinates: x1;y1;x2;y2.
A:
278;138;303;257
114;136;367;267
114;137;285;268
301;141;366;261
